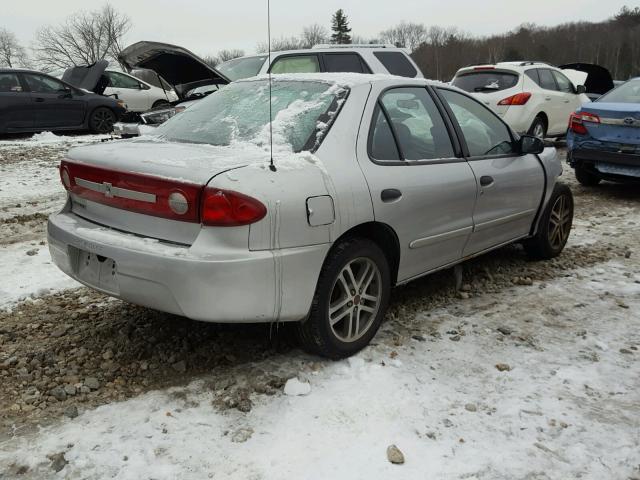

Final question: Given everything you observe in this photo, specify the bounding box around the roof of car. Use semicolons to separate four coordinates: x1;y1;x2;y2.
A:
242;72;438;88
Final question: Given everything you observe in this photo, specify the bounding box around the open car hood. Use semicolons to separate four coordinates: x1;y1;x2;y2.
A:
560;63;615;97
118;41;230;99
61;60;109;95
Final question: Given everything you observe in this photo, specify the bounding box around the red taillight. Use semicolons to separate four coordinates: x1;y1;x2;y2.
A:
498;92;532;106
60;160;202;223
569;112;600;135
201;188;266;227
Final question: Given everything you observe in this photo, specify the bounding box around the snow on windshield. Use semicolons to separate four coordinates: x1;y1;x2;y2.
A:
155;79;348;155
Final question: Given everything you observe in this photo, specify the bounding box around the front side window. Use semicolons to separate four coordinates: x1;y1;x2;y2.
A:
537;69;558;91
439;88;515;157
157;79;347;153
217;56;268;81
107;72;141;89
453;71;519;93
551;71;574;93
373;52;417;78
598;79;640;104
370;87;454;161
323;53;369;73
24;74;66;93
0;73;23;92
270;55;320;74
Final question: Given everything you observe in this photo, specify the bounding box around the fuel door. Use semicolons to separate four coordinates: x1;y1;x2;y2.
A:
306;196;335;227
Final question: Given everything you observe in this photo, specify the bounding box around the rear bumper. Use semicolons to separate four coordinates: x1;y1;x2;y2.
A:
47;210;330;323
568;147;640;181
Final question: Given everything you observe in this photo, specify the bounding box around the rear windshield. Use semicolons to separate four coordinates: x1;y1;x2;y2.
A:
453;71;519;93
156;79;348;152
598;79;640;104
217;56;268;81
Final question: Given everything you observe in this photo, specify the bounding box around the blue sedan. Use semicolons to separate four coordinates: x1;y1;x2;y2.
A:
567;77;640;185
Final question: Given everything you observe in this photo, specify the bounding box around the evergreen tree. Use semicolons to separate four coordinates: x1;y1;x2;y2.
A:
331;9;352;44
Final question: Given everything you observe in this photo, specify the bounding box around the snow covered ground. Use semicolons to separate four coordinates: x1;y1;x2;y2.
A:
1;259;638;479
0;134;638;479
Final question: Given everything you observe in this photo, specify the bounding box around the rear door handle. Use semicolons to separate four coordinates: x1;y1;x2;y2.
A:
480;176;494;187
381;189;402;203
545;97;551;101
35;97;45;102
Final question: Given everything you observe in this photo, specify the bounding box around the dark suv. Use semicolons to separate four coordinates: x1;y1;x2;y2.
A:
0;68;126;135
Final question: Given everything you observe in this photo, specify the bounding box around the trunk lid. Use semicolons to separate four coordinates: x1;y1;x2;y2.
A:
62;60;109;95
118;41;230;100
64;140;253;244
579;103;640;145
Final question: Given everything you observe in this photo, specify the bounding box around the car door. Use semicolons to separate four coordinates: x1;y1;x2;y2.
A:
551;70;582;130
104;72;149;111
536;68;566;134
23;74;85;128
0;72;33;132
356;85;478;282
436;87;545;256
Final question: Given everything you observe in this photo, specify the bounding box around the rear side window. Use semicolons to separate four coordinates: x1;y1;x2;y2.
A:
537;69;558;91
0;73;23;92
270;55;320;74
370;107;401;161
373;52;417;78
323;53;370;73
438;88;515;157
370;87;454;161
551;71;574;93
525;69;540;86
453;71;519;93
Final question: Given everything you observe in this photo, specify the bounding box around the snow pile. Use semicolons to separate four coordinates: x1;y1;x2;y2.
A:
0;132;111;146
283;378;311;396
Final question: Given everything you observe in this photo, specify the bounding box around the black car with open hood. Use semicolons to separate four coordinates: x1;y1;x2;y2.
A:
118;41;230;99
560;63;615;101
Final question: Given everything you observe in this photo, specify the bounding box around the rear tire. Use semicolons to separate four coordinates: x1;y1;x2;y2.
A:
528;116;547;138
574;165;601;186
297;238;391;359
524;183;574;260
89;107;116;134
152;100;170;109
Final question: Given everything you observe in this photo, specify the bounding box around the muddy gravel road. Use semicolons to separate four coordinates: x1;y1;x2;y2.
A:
0;134;638;479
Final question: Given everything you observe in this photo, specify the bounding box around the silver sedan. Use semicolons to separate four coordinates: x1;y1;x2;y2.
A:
48;74;573;358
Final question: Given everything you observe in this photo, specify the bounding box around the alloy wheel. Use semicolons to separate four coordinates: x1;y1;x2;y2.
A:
328;257;382;343
93;110;114;133
548;194;572;249
533;122;545;138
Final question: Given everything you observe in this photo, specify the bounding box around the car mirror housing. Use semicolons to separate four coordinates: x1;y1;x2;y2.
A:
520;135;545;155
575;84;587;95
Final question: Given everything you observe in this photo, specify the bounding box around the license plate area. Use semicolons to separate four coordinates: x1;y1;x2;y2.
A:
74;248;120;294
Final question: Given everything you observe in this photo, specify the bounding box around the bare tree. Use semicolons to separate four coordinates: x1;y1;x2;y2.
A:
380;22;427;51
0;28;27;68
33;3;130;71
256;36;304;53
301;24;329;48
202;49;245;67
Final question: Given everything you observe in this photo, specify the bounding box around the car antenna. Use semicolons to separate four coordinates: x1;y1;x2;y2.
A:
267;0;276;172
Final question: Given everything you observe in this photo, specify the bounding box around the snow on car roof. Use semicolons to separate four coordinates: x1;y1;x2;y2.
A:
244;72;433;88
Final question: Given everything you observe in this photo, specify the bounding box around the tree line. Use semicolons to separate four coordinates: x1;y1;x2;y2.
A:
1;4;638;81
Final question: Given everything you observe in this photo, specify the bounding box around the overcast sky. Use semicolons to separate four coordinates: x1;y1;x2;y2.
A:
4;0;633;57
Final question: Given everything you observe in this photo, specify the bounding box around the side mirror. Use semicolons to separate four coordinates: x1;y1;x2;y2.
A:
575;84;587;95
519;135;545;155
58;88;73;98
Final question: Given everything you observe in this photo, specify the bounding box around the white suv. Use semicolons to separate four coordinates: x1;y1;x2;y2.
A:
452;62;590;137
217;45;424;81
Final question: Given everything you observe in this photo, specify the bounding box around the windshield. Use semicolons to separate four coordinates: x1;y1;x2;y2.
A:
217;56;268;81
598;79;640;104
156;79;348;153
453;71;519;93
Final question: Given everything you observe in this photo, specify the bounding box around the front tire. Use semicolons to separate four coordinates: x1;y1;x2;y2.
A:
524;183;574;260
89;107;116;134
297;238;391;359
575;165;601;186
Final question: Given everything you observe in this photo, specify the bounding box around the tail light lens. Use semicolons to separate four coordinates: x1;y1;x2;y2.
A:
201;188;267;227
60;160;202;222
569;112;600;135
498;92;532;106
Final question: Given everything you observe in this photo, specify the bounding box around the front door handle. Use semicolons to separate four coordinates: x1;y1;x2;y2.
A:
381;188;402;203
480;176;494;187
34;97;45;102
